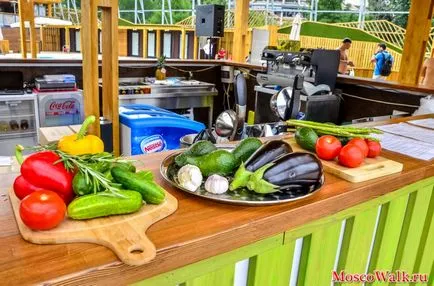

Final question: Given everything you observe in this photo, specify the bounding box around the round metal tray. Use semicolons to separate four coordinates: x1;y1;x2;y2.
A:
160;149;324;206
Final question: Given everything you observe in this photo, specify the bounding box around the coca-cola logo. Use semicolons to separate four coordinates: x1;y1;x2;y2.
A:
49;100;76;111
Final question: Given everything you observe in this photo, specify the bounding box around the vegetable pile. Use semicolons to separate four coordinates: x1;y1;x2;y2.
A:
173;137;324;195
289;120;383;168
13;116;166;231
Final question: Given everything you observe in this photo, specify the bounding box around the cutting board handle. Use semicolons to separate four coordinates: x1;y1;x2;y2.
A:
99;222;157;266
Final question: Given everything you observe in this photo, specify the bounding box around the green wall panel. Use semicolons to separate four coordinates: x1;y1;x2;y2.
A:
338;207;379;281
135;177;434;286
368;194;409;286
392;185;433;284
247;240;294;286
303;222;342;286
184;264;235;286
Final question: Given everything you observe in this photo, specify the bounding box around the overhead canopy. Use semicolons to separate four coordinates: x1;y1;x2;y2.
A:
10;17;72;28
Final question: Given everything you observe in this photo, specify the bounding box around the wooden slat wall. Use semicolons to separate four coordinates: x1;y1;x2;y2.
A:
118;29;128;57
42;27;60;51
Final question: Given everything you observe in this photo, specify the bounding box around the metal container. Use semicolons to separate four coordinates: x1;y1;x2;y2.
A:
179;133;198;148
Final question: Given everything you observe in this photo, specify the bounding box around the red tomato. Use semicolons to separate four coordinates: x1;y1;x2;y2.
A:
366;140;382;158
338;144;365;168
19;190;66;230
315;135;342;160
347;138;369;158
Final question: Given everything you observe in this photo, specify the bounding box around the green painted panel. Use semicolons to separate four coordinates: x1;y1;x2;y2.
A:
284;177;434;244
132;234;283;286
247;240;295;286
184;264;235;286
338;207;378;282
392;185;433;283
368;194;409;286
304;222;342;286
412;185;434;281
296;235;311;286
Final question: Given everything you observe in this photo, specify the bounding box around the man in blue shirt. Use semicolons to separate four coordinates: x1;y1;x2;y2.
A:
370;43;392;80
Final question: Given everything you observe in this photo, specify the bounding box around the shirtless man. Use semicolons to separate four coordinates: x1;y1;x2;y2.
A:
338;38;354;75
421;57;434;88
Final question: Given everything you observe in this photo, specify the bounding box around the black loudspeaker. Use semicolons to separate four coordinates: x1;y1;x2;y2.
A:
195;4;225;37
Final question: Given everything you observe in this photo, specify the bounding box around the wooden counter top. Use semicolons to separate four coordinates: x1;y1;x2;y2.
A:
0;115;433;285
337;75;434;94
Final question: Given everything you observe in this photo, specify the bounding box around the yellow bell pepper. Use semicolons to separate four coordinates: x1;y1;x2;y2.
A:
58;115;104;155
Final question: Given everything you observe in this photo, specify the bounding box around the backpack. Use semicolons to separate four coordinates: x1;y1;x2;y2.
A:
380;52;393;76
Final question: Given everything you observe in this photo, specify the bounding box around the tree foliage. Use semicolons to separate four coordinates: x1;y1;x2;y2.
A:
316;0;358;23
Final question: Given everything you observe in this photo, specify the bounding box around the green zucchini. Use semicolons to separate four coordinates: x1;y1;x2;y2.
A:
67;190;143;220
111;167;165;204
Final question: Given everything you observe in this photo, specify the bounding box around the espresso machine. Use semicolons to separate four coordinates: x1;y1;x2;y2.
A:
254;48;341;124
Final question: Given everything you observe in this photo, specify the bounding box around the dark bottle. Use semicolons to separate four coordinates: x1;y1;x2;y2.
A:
20;119;29;130
9;120;19;131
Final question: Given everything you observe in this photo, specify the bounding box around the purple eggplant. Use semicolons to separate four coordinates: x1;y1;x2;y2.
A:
247;152;323;194
229;140;292;190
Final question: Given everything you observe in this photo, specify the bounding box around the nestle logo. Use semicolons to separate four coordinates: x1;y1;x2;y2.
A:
49;100;76;111
140;135;166;154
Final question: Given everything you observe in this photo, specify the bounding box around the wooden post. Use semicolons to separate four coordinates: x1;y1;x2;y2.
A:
81;0;100;136
65;27;70;48
142;28;148;58
180;28;186;59
156;29;161;58
47;4;52;17
267;25;278;47
233;0;249;62
398;0;434;85
81;0;120;155
18;0;37;58
193;34;198;59
18;5;27;58
101;0;120;156
39;26;44;51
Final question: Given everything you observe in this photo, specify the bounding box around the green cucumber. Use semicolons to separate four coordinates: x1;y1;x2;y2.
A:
175;140;217;167
232;138;262;166
295;127;318;152
111;167;165;204
67;190;143;220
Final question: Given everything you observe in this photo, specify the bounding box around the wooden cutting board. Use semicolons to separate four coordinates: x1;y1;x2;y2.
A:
286;138;403;183
9;188;178;266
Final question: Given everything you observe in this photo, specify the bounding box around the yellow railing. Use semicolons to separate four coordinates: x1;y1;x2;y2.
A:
299;36;401;72
336;20;434;56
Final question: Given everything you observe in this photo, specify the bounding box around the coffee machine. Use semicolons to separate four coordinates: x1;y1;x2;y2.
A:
254;49;341;124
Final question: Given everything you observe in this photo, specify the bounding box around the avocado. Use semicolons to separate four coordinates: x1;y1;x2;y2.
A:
232;138;262;166
295;127;318;152
183;149;238;176
175;140;217;166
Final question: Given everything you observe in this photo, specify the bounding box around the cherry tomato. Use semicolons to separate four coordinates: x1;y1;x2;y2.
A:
338;144;365;168
315;135;342;160
366;140;382;158
19;190;66;230
347;138;369;158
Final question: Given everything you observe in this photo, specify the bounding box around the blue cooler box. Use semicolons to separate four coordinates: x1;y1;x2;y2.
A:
120;105;205;155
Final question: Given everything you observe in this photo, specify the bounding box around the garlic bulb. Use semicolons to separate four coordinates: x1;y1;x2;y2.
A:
177;164;203;192
204;175;229;194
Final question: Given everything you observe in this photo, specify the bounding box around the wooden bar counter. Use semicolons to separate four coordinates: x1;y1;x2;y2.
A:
0;115;433;285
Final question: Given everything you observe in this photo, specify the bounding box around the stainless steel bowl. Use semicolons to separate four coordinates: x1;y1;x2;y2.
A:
179;133;198;148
